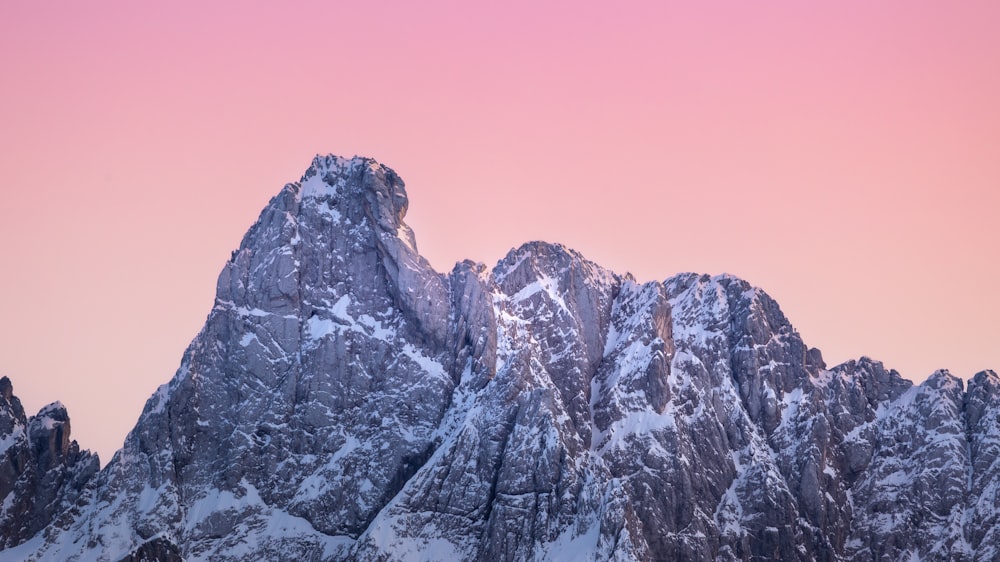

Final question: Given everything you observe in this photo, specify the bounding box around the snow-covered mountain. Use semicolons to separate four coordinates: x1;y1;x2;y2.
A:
2;155;997;561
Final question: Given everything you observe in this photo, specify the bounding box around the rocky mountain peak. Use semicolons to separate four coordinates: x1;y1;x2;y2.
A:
924;368;964;391
0;377;25;437
964;369;1000;428
298;154;410;237
0;377;13;404
26;402;72;473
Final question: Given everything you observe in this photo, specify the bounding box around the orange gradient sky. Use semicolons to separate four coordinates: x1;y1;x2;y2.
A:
1;1;998;464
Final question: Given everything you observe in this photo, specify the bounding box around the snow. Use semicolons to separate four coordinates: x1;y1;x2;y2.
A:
331;294;351;318
396;223;416;252
234;305;293;319
0;532;47;561
714;453;747;536
811;369;835;386
293;435;362;504
136;484;168;515
25;402;66;432
147;366;184;415
185;483;258;531
602;321;621;357
34;415;58;431
540;521;602;562
319;204;342;223
184;479;355;560
401;343;448;382
357;313;395;340
304;315;338;343
305;294;398;345
596;409;676;454
431;358;481;442
300;168;339;199
666;275;732;348
493;250;530;285
0;489;14;516
780;387;804;423
362;520;468;562
302;294;445;385
0;425;24;458
510;275;569;314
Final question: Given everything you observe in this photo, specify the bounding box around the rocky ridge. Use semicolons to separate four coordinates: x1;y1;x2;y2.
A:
1;155;997;561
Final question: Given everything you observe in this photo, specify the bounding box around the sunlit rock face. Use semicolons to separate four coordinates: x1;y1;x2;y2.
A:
3;155;998;562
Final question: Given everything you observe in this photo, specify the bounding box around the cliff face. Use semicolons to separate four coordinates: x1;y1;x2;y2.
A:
2;155;997;561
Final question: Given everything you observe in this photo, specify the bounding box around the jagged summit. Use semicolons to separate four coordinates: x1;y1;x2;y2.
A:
33;401;67;419
297;155;411;232
2;155;997;561
0;377;14;402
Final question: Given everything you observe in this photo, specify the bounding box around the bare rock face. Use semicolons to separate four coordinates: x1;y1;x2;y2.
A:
2;155;998;561
0;377;98;550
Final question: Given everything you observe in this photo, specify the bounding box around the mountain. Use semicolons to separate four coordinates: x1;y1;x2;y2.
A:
1;155;997;561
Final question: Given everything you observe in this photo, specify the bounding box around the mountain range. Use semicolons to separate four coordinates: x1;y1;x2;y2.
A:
1;155;997;561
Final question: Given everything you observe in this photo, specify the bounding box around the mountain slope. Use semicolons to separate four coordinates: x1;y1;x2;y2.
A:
3;155;997;561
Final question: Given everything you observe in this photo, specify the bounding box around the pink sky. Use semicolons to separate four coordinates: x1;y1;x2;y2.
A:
1;1;998;464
